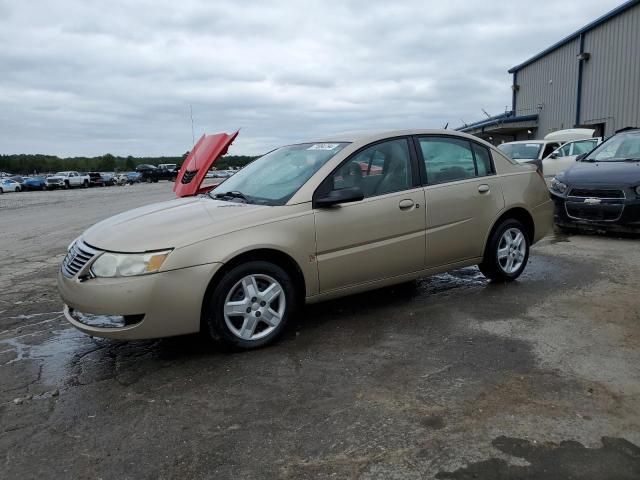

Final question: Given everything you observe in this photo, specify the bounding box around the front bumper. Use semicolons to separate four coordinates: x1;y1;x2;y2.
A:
550;190;640;232
58;263;223;340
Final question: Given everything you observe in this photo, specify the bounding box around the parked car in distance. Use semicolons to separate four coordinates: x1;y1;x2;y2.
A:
9;175;25;185
58;129;553;350
100;173;116;186
0;178;22;193
550;128;640;233
46;171;90;189
22;176;47;190
542;138;602;182
498;128;596;170
88;172;105;187
126;172;142;184
136;164;178;183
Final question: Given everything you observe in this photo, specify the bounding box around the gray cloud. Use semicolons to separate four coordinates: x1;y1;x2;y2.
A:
0;0;624;156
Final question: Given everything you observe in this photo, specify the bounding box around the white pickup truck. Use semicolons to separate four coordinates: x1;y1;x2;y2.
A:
45;171;90;189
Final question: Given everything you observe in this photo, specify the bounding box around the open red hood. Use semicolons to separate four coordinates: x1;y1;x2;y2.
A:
173;130;239;197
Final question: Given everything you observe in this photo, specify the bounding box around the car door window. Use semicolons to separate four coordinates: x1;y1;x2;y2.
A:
572;139;597;155
331;138;412;198
555;144;571;157
542;143;558;158
420;137;495;184
471;144;494;176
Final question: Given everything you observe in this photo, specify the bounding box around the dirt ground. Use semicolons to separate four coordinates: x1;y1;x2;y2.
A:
1;183;639;479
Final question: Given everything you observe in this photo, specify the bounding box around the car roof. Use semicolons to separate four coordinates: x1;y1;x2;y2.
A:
500;140;549;146
306;128;493;146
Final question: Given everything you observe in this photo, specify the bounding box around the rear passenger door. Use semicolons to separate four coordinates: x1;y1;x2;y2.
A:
416;136;505;268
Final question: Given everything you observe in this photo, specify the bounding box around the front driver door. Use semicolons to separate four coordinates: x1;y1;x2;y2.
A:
314;138;426;293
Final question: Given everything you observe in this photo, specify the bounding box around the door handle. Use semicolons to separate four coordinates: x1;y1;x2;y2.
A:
478;184;490;194
398;199;414;210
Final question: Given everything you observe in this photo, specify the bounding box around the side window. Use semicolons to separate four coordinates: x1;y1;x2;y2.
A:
542;143;558;158
420;137;475;184
331;138;412;198
556;144;571;157
572;140;597;155
471;144;494;176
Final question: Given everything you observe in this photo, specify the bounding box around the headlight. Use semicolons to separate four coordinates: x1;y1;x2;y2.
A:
90;250;171;277
550;178;568;194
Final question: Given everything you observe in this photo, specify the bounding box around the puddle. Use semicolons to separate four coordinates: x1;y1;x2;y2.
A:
417;267;488;295
0;327;100;388
436;436;640;479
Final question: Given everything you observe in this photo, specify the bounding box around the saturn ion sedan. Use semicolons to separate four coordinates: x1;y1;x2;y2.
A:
58;129;553;349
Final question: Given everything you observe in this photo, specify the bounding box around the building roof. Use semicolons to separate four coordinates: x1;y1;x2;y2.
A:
508;0;640;73
457;112;538;133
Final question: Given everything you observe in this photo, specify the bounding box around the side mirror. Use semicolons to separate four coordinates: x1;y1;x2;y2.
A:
314;187;364;208
576;153;586;161
549;153;558;159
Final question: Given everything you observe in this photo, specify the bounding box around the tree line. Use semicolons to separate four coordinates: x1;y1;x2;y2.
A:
0;152;258;175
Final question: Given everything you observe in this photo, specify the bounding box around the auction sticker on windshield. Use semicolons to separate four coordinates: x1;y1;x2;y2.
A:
307;143;340;150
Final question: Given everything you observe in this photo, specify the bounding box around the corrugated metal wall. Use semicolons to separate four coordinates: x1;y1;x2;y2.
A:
513;3;640;139
515;39;580;137
581;4;640;136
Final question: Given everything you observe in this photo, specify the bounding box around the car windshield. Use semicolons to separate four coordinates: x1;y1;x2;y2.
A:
55;172;68;176
498;143;543;162
210;142;349;205
584;132;640;161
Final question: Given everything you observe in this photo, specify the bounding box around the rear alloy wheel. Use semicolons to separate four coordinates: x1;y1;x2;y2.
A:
205;261;296;349
479;219;529;282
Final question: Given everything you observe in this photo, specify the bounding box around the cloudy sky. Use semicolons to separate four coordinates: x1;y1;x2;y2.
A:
0;0;624;157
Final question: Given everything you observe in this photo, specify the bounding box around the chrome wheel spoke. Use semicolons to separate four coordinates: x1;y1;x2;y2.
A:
261;283;282;304
497;246;509;260
224;299;249;316
241;277;259;300
239;316;258;339
262;308;281;327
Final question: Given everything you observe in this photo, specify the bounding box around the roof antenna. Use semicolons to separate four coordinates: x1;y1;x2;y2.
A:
481;108;491;119
443;122;449;130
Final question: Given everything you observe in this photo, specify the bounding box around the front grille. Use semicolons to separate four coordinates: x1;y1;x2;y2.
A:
181;169;198;184
565;202;624;222
62;240;100;278
568;188;625;199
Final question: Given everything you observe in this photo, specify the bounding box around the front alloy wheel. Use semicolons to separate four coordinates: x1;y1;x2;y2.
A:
205;261;296;349
223;274;286;341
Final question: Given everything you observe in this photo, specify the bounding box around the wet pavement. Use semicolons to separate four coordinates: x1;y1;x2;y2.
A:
1;183;640;479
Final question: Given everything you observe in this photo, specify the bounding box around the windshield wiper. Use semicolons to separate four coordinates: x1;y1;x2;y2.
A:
210;190;251;202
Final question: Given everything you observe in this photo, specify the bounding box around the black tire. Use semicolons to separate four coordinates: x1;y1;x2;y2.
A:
146;177;152;183
16;186;21;192
204;261;297;350
478;218;530;282
64;181;70;189
83;180;89;188
0;188;3;194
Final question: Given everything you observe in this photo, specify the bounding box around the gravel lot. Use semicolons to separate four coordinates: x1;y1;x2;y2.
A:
1;184;640;479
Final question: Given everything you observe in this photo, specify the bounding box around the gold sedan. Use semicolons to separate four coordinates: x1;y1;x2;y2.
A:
58;130;553;349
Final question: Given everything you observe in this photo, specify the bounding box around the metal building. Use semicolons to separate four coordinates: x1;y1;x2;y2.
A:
460;0;640;143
